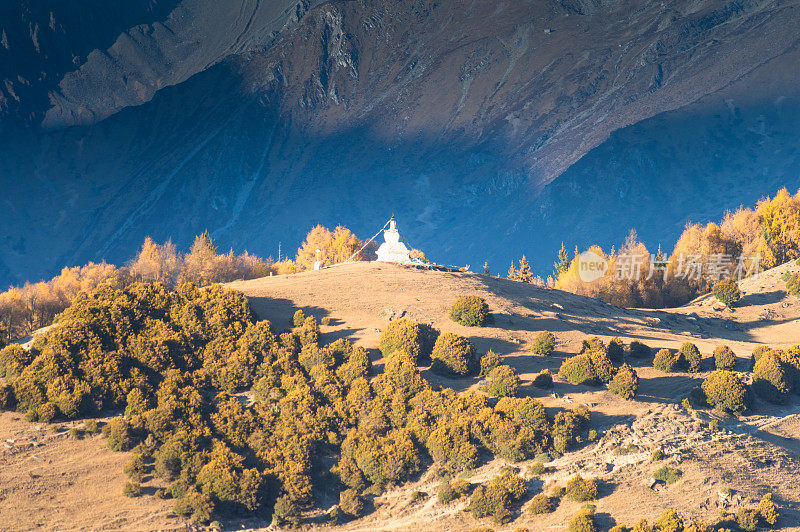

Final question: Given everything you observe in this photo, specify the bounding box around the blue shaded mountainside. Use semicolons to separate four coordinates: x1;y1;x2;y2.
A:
0;0;799;287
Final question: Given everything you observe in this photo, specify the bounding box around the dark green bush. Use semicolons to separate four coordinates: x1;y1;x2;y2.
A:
531;331;556;356
527;493;555;515
714;345;736;370
627;340;651;359
104;418;135;452
568;507;597;532
437;479;471;504
123;481;142;498
679;342;702;373
565;475;598;502
701;370;748;415
653;466;682;485
379;319;423;363
753;351;790;403
450;295;489;327
466;470;526;524
653;349;681;372
607;337;625;362
124;455;147;483
713;278;741;308
431;332;476;376
483;365;520;397
479;350;501;377
339;488;364;517
532;368;553;388
608;364;638;400
292;309;306;327
559;354;598;385
751;345;772;369
0;384;16;411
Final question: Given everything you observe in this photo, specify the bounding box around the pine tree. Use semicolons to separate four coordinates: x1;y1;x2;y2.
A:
553;243;569;279
507;262;517;280
482;262;491;276
518;256;532;283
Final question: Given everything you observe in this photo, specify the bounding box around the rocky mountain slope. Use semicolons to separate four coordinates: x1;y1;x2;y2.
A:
1;0;799;286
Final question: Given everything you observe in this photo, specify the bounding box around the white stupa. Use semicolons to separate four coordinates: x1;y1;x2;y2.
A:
376;217;411;263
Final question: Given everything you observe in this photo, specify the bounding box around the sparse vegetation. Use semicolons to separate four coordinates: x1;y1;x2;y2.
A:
437;478;471;504
449;295;489;327
531;331;557;356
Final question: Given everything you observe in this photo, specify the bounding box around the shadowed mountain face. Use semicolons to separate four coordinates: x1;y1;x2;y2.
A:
0;0;799;286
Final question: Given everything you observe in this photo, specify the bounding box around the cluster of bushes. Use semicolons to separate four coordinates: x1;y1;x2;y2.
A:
749;346;800;404
0;282;595;525
713;279;741;308
651;343;701;373
0;225;376;346
465;468;527;524
784;271;800;297
450;295;489;327
558;337;639;400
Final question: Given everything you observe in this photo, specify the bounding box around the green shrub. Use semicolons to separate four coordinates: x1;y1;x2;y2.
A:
123;481;142;498
679;342;702;372
271;495;300;527
735;508;758;531
714;345;736;370
36;402;58;423
756;493;779;526
527;493;555;515
652;349;678;372
175;488;215;524
479;350;501;377
437;479;471;504
339;488;364;517
713;278;741;308
379;319;423;363
528;461;546;475
653;466;682;485
450;295;489;327
568;507;597;532
124;455;147;483
751;345;772;369
777;347;800;392
753;351;790;403
608;364;638;400
320;317;332;326
650;448;665;462
559;354;598;385
103;418;135;452
466;471;526;524
292;309;306;327
565;475;598;502
0;384;16;411
628;340;651;359
532;368;553;388
701;370;748;415
584;344;615;383
785;271;800;297
483;365;520;397
654;508;683;532
83;420;100;434
531;331;556;356
431;332;476;376
607;337;625;362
